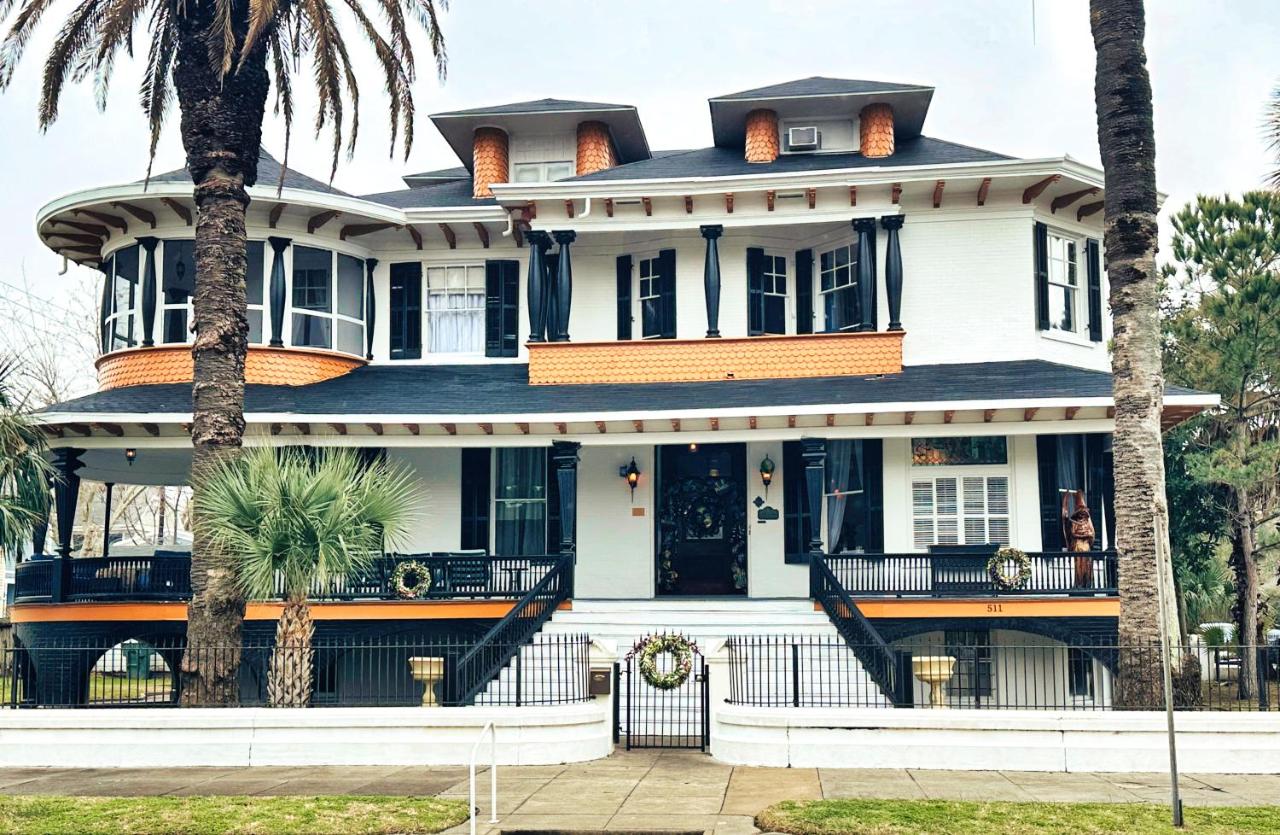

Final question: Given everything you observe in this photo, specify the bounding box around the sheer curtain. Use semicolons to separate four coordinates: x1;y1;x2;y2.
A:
825;440;861;552
495;449;547;556
427;267;484;353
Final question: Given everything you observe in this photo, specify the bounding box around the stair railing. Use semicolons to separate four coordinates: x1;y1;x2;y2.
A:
445;553;573;706
810;553;906;704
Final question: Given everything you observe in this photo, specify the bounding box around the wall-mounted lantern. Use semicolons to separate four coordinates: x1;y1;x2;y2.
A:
124;448;137;467
619;457;640;501
759;454;775;498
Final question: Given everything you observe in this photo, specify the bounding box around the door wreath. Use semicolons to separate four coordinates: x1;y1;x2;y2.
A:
657;476;746;593
634;634;697;690
390;560;433;599
987;547;1032;591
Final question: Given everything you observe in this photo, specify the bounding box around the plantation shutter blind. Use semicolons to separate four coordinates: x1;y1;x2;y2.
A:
746;247;765;336
657;248;677;339
912;475;1010;549
1034;221;1050;331
795;248;814;334
616;254;633;340
1086;238;1103;342
484;260;520;358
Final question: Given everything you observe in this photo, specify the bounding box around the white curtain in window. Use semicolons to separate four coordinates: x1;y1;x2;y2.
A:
825;440;860;552
427;286;484;353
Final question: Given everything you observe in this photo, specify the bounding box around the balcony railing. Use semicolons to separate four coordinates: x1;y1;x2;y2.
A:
822;550;1118;598
14;554;562;605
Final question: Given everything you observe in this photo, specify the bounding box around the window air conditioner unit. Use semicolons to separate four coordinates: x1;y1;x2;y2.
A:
787;126;820;150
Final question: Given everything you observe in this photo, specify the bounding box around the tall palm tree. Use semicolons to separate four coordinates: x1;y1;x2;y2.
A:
1089;0;1181;706
0;0;446;704
196;447;418;707
0;358;54;563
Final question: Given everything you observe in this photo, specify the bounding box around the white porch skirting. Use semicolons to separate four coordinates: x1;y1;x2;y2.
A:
0;703;612;768
711;706;1280;773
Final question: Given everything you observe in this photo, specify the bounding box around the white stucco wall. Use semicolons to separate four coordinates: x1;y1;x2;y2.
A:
387;447;462;553
574;444;654;598
745;440;806;598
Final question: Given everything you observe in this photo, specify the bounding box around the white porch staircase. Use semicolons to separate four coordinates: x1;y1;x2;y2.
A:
475;598;891;707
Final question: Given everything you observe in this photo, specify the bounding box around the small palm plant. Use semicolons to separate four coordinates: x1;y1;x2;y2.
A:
0;359;53;560
195;447;419;707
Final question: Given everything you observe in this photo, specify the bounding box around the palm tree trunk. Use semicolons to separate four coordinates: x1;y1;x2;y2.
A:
269;597;316;708
172;0;271;706
1089;0;1180;707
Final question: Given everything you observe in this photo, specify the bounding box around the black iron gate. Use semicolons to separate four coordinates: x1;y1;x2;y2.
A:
617;634;709;750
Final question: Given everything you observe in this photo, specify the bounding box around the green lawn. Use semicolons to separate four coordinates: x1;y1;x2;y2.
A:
0;795;470;835
758;799;1280;835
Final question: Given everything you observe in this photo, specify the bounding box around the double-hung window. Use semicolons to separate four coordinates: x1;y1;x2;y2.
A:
818;242;860;332
291;247;366;354
910;437;1011;549
106;245;140;350
493;448;548;556
747;250;789;335
1047;232;1080;333
425;265;485;354
633;252;676;339
513;161;574;183
245;241;266;344
160;240;195;343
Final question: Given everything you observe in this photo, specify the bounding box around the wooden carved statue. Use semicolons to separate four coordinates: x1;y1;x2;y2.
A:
1061;489;1095;587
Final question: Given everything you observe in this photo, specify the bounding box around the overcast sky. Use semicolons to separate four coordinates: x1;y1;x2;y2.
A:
1;0;1276;399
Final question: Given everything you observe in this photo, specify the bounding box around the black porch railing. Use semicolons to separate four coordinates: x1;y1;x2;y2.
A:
4;631;591;709
14;553;561;605
726;635;1280;711
808;554;905;703
822;550;1118;597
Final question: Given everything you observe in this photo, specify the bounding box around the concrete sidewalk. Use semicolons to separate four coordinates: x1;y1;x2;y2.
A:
1;751;1276;834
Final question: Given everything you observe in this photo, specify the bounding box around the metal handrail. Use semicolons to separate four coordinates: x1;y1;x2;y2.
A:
469;721;499;835
809;553;900;701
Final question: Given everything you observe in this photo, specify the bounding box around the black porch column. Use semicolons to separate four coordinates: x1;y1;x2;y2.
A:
102;483;114;558
552;231;576;342
701;224;723;338
267;236;292;347
880;215;905;331
801;438;826;556
526;231;552;342
31;510;49;557
51;448;83;603
138;236;159;346
852;219;878;331
551;441;580;562
364;257;378;360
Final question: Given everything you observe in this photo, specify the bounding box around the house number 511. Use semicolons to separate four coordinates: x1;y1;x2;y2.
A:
986;603;1004;613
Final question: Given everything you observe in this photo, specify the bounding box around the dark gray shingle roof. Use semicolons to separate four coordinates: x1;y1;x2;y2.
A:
147;149;347;196
712;76;930;101
565;137;1011;183
431;98;634;118
43;361;1200;418
360;178;495;209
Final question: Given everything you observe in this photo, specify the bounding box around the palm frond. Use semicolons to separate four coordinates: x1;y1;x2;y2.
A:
138;0;175;185
237;0;281;72
38;0;109;128
0;0;64;88
268;33;294;193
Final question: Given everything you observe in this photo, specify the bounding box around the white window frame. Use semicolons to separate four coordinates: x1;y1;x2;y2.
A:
287;246;366;357
245;241;268;346
1046;230;1081;334
758;251;791;335
158;239;194;345
817;241;860;332
103;244;141;352
423;262;486;356
632;252;669;341
491;447;550;557
512;160;575;183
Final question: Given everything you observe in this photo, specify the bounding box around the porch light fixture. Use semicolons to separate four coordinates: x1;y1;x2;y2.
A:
688;442;698;452
759;454;775;497
124;448;137;466
619;457;641;500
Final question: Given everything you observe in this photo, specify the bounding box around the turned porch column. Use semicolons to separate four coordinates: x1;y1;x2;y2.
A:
102;482;114;558
881;215;905;331
364;257;378;359
701;224;723;338
551;441;581;569
138;237;159;346
801;438;826;557
51;447;83;603
267;236;292;347
551;231;576;342
526;231;552;342
853;219;877;332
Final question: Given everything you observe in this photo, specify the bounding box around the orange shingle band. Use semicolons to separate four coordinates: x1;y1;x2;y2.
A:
96;345;365;390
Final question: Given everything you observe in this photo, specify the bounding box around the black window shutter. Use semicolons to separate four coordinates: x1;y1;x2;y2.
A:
783;441;812;564
862;439;884;553
1086;238;1103;342
388;262;421;360
1034;221;1050;331
1084;433;1106;551
484;260;519;358
460;448;491;552
546;448;561;555
1036;435;1062;550
657;248;677;339
746;247;765;336
616;254;633;340
795;249;814;334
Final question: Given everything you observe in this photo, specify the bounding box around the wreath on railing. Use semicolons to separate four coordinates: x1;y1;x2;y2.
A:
635;634;696;690
390;560;433;599
987;547;1032;591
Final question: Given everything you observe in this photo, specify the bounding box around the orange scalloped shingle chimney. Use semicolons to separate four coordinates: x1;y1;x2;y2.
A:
576;121;617;176
472;127;509;198
859;103;895;158
744;109;780;163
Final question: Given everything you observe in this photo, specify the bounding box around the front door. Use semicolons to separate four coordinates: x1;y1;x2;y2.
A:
656;443;747;596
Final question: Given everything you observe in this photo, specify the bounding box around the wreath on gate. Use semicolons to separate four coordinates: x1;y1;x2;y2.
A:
390;560;433;599
987;547;1032;591
635;634;696;690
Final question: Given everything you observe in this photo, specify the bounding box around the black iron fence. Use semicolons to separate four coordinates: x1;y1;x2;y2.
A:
821;550;1119;598
726;635;1280;711
15;553;561;604
4;632;591;709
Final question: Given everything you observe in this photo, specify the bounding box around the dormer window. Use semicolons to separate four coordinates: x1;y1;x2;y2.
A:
513;160;574;183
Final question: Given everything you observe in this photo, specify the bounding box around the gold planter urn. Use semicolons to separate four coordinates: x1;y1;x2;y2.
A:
408;656;444;707
911;655;957;709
